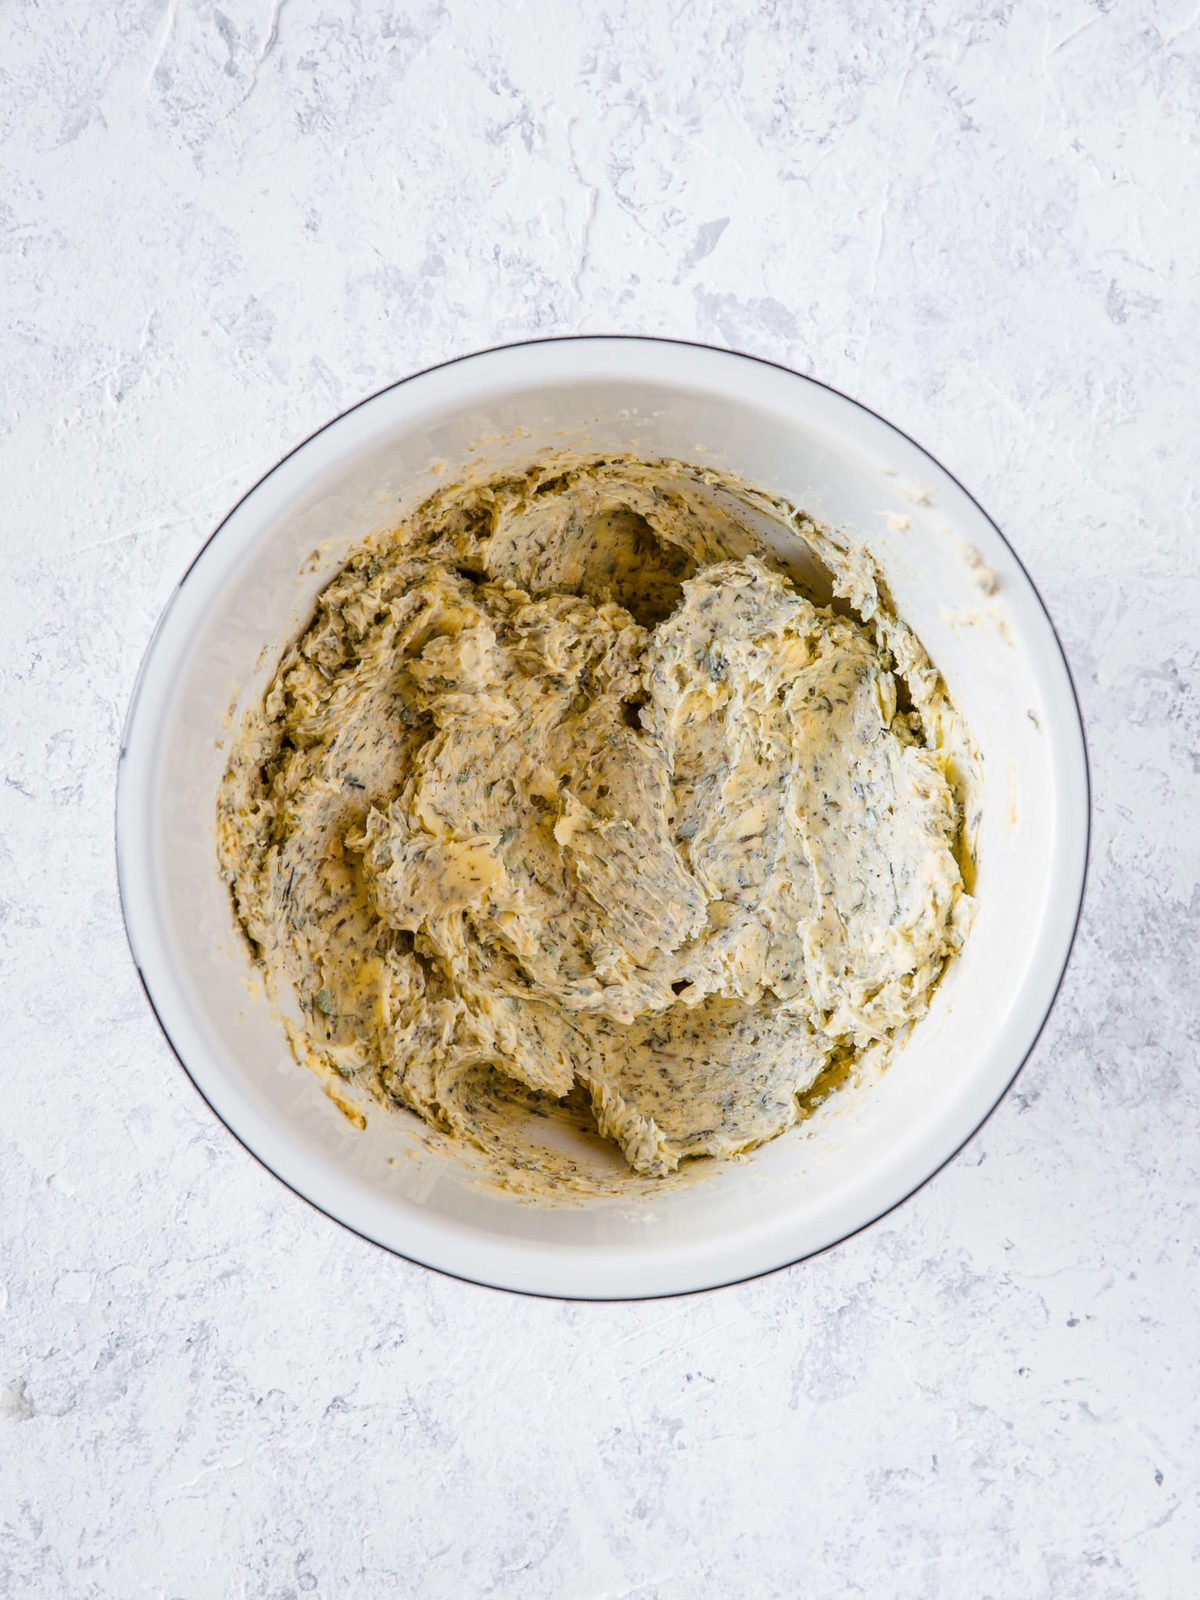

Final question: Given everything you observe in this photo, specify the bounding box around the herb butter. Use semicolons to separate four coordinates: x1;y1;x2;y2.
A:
218;456;975;1185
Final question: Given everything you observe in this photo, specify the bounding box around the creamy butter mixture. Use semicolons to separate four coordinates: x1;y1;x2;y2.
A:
219;457;975;1184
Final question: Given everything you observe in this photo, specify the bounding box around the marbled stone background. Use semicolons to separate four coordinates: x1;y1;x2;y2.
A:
2;1;1197;1594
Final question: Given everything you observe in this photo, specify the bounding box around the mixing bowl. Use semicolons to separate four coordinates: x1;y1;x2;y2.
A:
116;337;1089;1299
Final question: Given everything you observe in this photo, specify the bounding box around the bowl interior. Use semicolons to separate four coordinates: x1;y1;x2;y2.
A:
118;340;1087;1298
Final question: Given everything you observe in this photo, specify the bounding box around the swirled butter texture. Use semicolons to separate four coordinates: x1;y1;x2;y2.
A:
219;457;974;1184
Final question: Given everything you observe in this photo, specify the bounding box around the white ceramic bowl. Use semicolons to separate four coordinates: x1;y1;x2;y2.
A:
117;337;1089;1299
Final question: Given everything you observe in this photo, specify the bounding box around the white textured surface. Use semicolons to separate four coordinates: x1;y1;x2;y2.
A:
2;1;1197;1593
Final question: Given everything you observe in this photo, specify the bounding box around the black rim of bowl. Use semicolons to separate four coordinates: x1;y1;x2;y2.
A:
115;334;1093;1303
